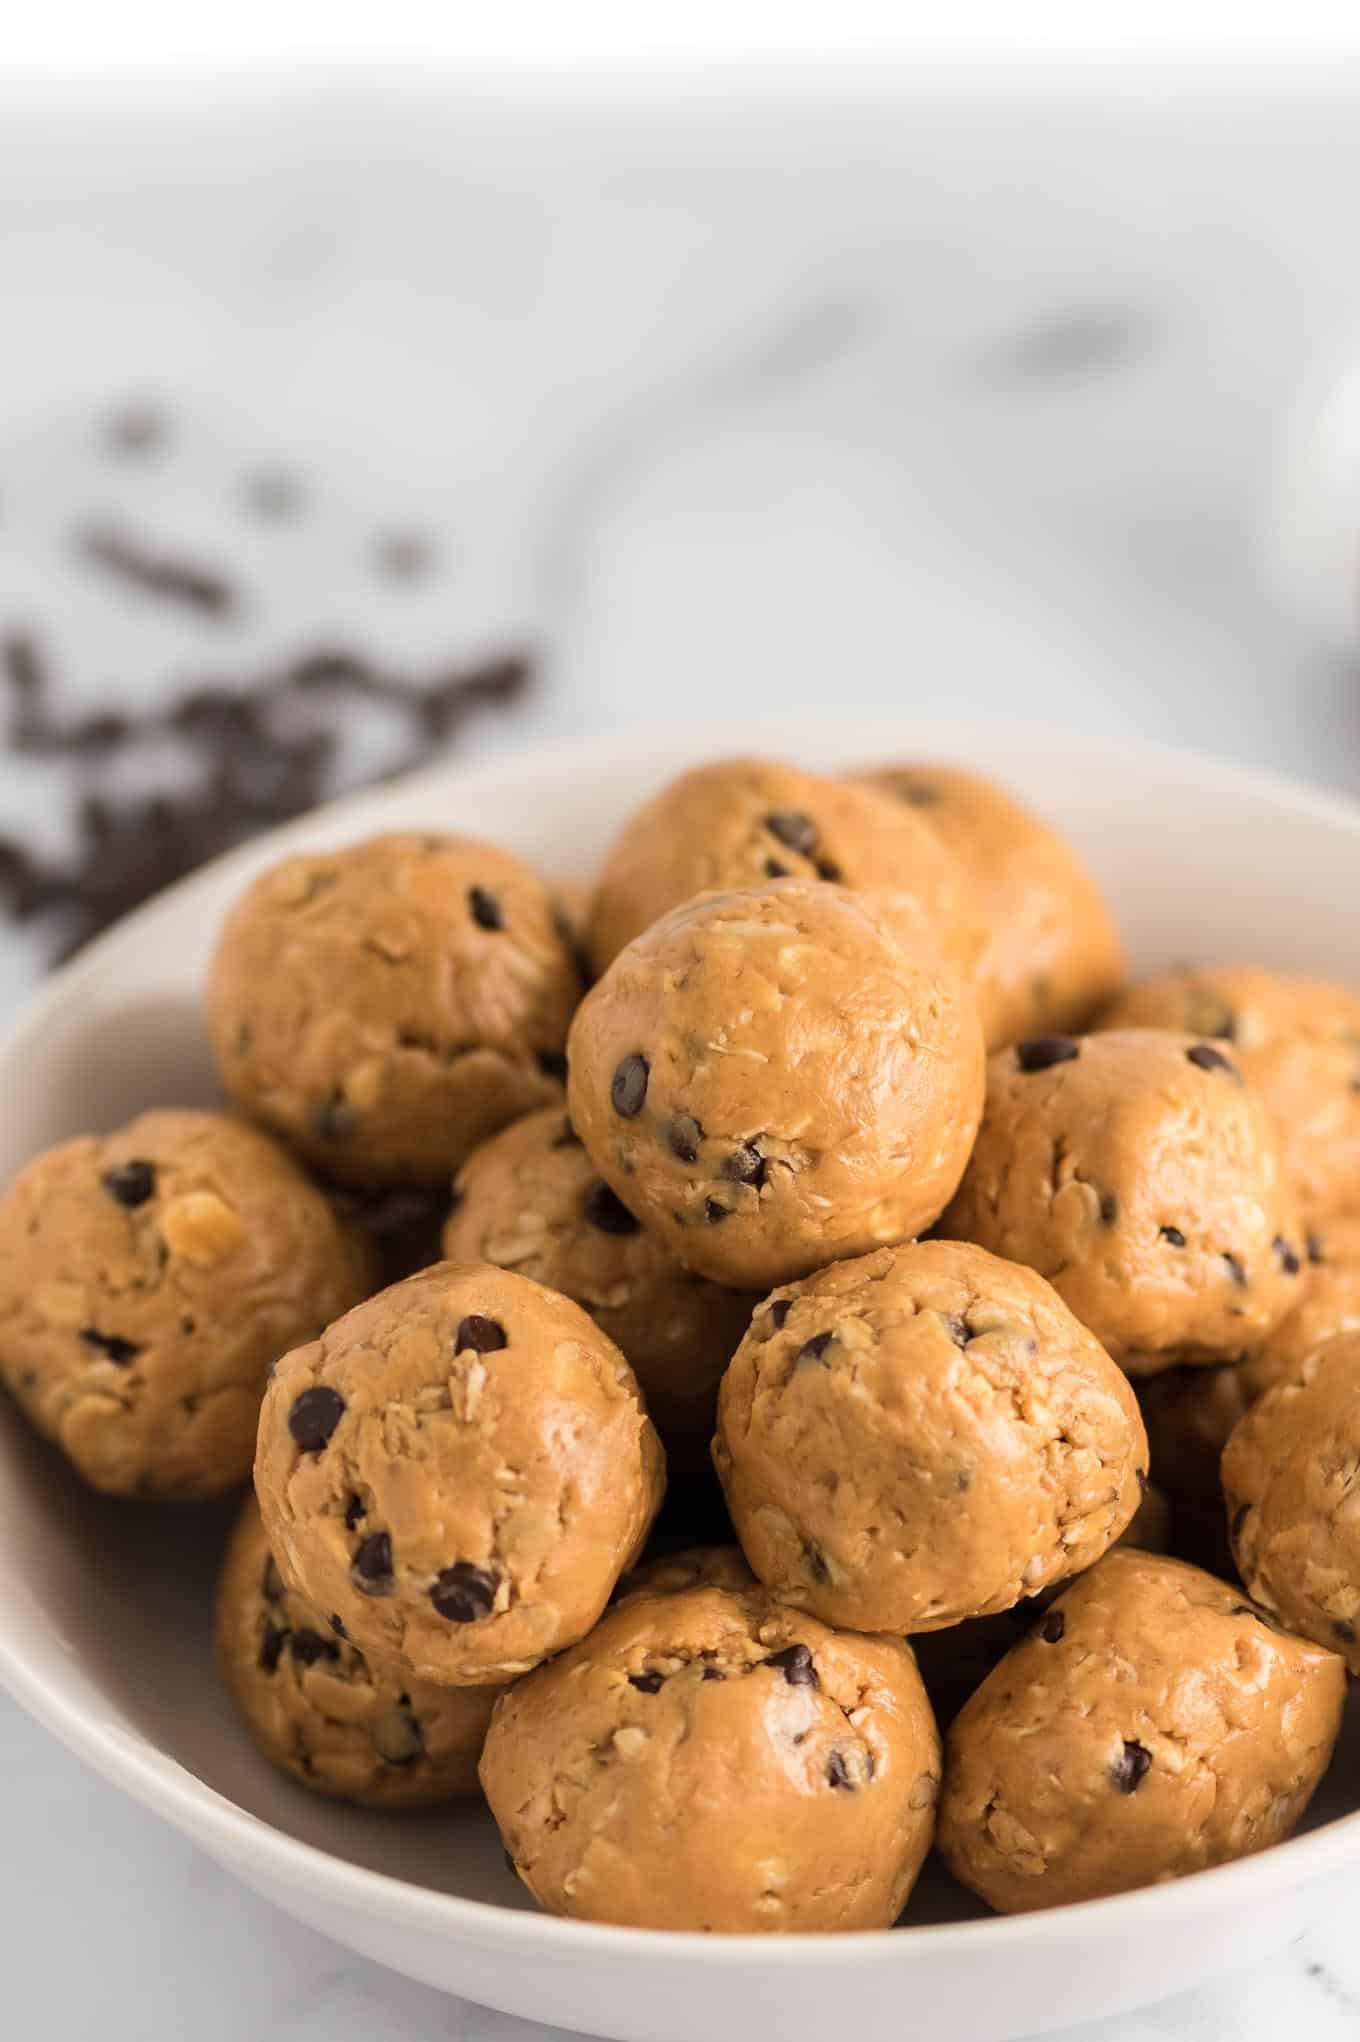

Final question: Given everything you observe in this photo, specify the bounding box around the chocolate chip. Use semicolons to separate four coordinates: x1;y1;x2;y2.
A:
764;1643;817;1687
629;1672;665;1693
1186;1043;1240;1080
611;1054;649;1118
430;1562;498;1623
1015;1036;1079;1073
668;1114;702;1163
1109;1739;1152;1794
258;1621;287;1673
551;1117;581;1148
1232;1503;1250;1539
288;1385;345;1451
1308;1232;1325;1265
826;1751;853;1790
352;1531;394;1594
796;1332;835;1368
329;1614;347;1637
1040;1610;1065;1643
580;1181;638;1237
701;1666;725;1681
765;811;818;856
1334;1619;1356;1644
806;1545;831;1585
944;1314;971;1346
1159;1225;1187;1247
704;1199;731;1224
1099;1191;1118;1226
79;523;235;616
815;858;842;882
468;885;504;931
456;1315;506;1353
722;1142;766;1188
344;1492;366;1530
1274;1237;1301;1276
290;1628;341;1668
768;1299;791;1331
101;1159;156;1208
536;1048;568;1082
311;1096;355;1141
764;858;789;878
78;1327;140;1365
261;1558;284;1605
1223;1253;1248;1288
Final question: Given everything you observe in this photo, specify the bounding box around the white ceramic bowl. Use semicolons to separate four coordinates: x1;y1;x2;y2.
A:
2;719;1359;2042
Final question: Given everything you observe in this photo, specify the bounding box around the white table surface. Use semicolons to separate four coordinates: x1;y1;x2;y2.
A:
3;57;1360;2042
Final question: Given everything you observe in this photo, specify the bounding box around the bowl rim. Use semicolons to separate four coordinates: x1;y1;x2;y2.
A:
1;712;1359;1965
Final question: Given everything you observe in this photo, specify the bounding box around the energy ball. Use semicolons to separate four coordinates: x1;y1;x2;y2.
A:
943;1029;1304;1374
857;763;1124;1047
1100;966;1360;1224
585;756;990;1009
0;1109;369;1499
255;1261;664;1686
207;832;581;1189
617;1543;756;1600
714;1238;1146;1632
480;1584;941;1933
567;881;985;1289
938;1549;1346;1913
1224;1331;1360;1671
441;1106;757;1470
216;1494;498;1808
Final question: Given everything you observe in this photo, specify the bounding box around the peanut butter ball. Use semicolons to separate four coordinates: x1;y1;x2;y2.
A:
567;881;985;1289
939;1550;1346;1912
255;1261;664;1686
0;1109;369;1498
207;833;581;1189
714;1239;1146;1632
944;1029;1304;1374
480;1585;941;1933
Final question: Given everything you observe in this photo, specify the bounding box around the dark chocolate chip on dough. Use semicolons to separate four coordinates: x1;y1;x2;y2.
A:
288;1385;346;1451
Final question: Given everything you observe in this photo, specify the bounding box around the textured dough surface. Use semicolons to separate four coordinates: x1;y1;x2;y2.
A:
0;1109;369;1497
944;1028;1303;1373
480;1584;941;1933
255;1260;665;1685
442;1106;756;1470
207;832;580;1188
939;1548;1346;1912
714;1238;1147;1631
568;880;985;1288
216;1494;498;1807
857;763;1124;1047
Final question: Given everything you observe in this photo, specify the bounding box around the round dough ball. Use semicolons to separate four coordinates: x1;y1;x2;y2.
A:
255;1261;665;1685
567;881;985;1289
1224;1330;1360;1671
216;1494;498;1807
441;1106;756;1470
1100;966;1360;1224
585;756;990;1006
714;1238;1147;1632
480;1584;941;1933
0;1110;369;1498
207;833;581;1189
857;763;1124;1047
617;1543;756;1600
943;1028;1304;1373
938;1549;1346;1913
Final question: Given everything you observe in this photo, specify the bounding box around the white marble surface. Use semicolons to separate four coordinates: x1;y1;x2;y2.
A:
5;57;1360;2041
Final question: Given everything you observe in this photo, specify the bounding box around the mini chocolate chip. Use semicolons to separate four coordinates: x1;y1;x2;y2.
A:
1223;1253;1248;1288
1231;1603;1255;1618
815;858;842;882
468;885;504;931
1159;1225;1187;1248
1186;1043;1240;1080
1040;1610;1065;1643
1015;1035;1079;1073
582;1180;640;1235
764;1643;818;1687
456;1315;506;1353
261;1558;284;1604
826;1750;853;1790
101;1159;156;1207
765;810;818;856
611;1053;649;1118
806;1546;831;1585
536;1048;568;1082
668;1114;702;1163
1110;1740;1152;1794
290;1628;341;1668
344;1491;366;1530
1099;1191;1118;1226
288;1385;346;1451
796;1332;835;1367
79;1327;140;1365
1232;1502;1250;1539
944;1314;971;1346
329;1613;347;1637
352;1531;394;1593
629;1672;665;1693
551;1116;581;1148
722;1142;766;1188
764;857;789;878
430;1561;499;1622
258;1621;287;1673
1334;1619;1357;1644
311;1096;355;1141
704;1199;731;1224
701;1666;725;1681
1308;1232;1325;1265
1274;1236;1301;1276
768;1299;791;1330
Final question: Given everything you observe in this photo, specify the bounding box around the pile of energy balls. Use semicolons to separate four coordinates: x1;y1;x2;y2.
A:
1;755;1357;1933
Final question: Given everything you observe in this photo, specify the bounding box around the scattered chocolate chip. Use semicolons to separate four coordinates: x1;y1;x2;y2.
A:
1232;1502;1250;1539
815;858;842;882
796;1332;835;1368
1040;1610;1065;1643
667;1114;702;1163
1159;1225;1187;1248
611;1053;649;1118
764;858;789;878
468;885;504;931
352;1531;394;1594
261;1558;284;1605
764;1643;817;1687
765;811;818;856
79;523;234;615
344;1492;366;1530
806;1547;831;1585
582;1180;640;1236
311;1097;355;1141
701;1666;725;1681
288;1385;346;1451
629;1672;665;1694
101;1159;156;1208
536;1049;569;1083
290;1628;341;1668
78;1327;140;1365
455;1314;506;1353
826;1750;854;1790
1099;1191;1118;1226
768;1299;791;1331
329;1613;347;1638
1274;1237;1302;1276
1186;1043;1240;1080
430;1562;498;1623
1109;1739;1152;1794
1223;1253;1248;1288
1307;1232;1325;1265
722;1142;766;1188
1015;1036;1079;1073
704;1199;731;1225
258;1621;287;1673
551;1117;581;1148
1334;1619;1356;1644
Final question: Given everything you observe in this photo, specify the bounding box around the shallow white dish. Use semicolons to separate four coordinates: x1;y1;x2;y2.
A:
1;717;1359;2042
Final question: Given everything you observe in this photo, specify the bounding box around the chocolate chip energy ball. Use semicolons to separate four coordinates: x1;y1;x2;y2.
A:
480;1584;941;1933
943;1029;1304;1375
567;882;985;1289
0;1110;369;1498
216;1495;498;1808
1100;966;1360;1224
441;1106;756;1470
255;1261;664;1685
1225;1331;1360;1671
207;833;581;1190
938;1550;1346;1913
714;1239;1146;1632
857;763;1124;1048
585;756;989;1001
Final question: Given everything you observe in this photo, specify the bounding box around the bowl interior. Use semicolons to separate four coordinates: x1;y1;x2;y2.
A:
2;717;1359;1929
